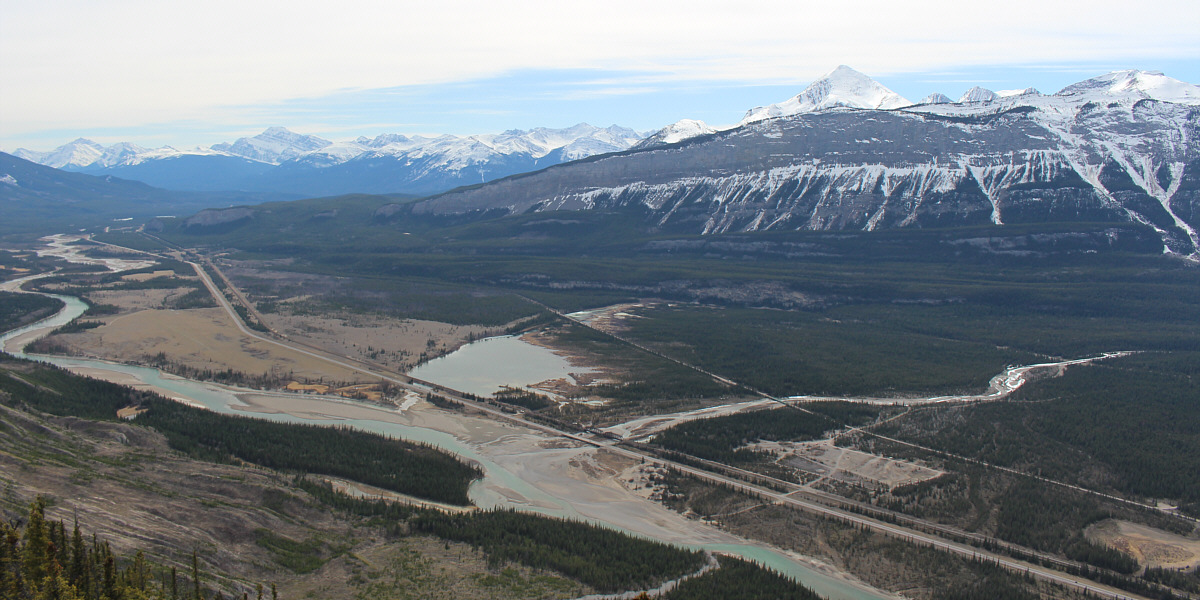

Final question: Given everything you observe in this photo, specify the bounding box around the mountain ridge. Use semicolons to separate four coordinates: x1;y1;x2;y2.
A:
15;123;648;198
395;69;1200;258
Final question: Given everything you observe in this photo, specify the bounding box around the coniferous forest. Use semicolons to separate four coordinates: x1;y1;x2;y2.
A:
2;498;274;600
0;355;481;505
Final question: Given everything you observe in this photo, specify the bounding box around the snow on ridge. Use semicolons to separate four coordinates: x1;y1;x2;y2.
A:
212;127;333;164
634;119;719;149
1056;70;1200;104
958;87;999;104
740;65;912;125
352;123;644;166
15;124;650;172
920;93;954;105
997;87;1040;98
658;119;717;144
31;138;105;169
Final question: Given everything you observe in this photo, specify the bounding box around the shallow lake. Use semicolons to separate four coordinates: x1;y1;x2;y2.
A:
1;272;892;600
406;334;592;397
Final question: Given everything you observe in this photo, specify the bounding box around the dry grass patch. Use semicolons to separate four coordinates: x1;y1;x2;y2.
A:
1087;519;1200;571
54;307;368;384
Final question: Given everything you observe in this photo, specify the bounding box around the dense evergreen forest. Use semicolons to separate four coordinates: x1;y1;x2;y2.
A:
617;304;1037;397
658;556;821;600
1;498;272;600
411;509;704;592
651;402;885;462
0;292;63;333
296;480;827;599
874;352;1200;514
0;355;481;505
142;208;1200;403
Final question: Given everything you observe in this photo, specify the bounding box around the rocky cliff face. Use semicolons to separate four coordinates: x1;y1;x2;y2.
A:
403;96;1199;256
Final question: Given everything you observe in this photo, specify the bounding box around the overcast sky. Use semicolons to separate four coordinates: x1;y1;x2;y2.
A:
2;0;1198;151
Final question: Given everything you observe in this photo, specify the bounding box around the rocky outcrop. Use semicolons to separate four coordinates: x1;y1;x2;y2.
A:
403;100;1200;256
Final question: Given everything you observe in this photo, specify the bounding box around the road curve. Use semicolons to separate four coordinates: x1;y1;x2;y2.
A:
97;239;1158;600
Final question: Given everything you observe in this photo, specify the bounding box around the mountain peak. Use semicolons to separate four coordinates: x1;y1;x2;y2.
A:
958;86;998;103
920;93;954;105
741;66;912;124
633;119;717;149
211;128;332;164
1056;70;1200;104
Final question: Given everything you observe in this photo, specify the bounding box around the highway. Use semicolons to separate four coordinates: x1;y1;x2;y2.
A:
97;236;1164;600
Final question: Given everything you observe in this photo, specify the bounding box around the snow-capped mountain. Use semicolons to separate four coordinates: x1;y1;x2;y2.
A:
211;127;334;164
14;124;649;197
958;86;999;103
920;93;954;105
634;119;718;149
14;138;106;169
0;151;273;236
399;69;1200;258
998;87;1039;98
956;87;1041;104
1057;69;1200;104
740;65;912;125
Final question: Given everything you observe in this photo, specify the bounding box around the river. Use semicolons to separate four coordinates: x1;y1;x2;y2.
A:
0;241;895;600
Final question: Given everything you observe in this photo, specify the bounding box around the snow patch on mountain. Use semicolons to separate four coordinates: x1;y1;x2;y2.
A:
920;93;954;105
1057;70;1200;104
15;124;649;181
119;146;233;165
635;119;718;149
740;65;912;124
959;87;999;104
336;124;644;171
997;87;1040;98
95;142;149;167
211;127;333;164
20;138;106;169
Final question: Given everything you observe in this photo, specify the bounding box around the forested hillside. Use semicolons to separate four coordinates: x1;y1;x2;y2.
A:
0;355;480;505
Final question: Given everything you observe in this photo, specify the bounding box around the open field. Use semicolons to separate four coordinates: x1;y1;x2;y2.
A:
86;287;192;311
24;228;1200;598
756;439;946;491
1087;520;1200;571
52;307;369;384
263;310;490;373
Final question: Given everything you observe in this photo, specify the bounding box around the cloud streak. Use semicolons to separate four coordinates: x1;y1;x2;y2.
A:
2;0;1197;148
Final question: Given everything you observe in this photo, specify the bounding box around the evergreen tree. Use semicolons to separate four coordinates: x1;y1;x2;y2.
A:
55;521;70;577
23;497;51;593
102;555;116;600
1;523;23;599
69;520;86;589
37;557;79;600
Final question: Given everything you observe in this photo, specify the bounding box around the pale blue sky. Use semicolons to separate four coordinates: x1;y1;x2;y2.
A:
3;0;1197;151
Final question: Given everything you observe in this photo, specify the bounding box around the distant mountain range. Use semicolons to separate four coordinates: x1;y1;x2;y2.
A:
10;66;1200;257
390;67;1200;257
13;124;647;198
0;152;296;238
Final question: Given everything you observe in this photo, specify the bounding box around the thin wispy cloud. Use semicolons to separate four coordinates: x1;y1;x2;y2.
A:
2;0;1197;149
